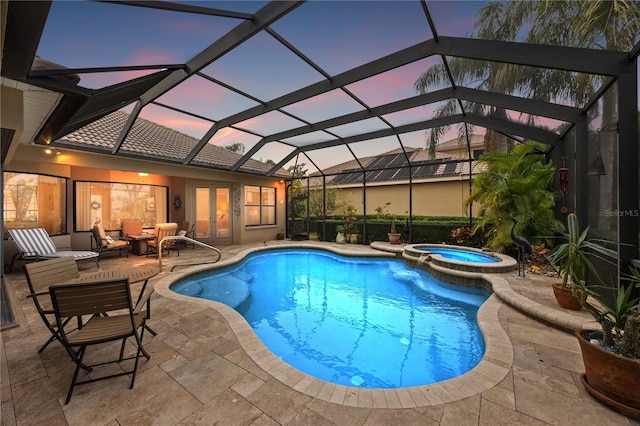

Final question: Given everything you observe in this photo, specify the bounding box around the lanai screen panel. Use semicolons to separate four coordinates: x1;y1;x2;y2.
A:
193;128;262;169
270;1;433;76
58;110;130;153
441;56;606;110
16;0;636;178
155;74;257;123
349;58;448;104
585;88;619;238
201;30;326;102
37;1;232;69
120;105;209;161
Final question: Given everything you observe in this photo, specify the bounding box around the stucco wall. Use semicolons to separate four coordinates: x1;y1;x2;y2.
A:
3;145;287;264
333;178;478;218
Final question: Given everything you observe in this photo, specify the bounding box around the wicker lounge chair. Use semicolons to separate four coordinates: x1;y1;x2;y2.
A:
49;278;153;404
7;228;99;273
91;224;129;257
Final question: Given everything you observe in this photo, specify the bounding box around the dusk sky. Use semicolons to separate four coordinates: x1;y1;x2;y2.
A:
35;1;621;173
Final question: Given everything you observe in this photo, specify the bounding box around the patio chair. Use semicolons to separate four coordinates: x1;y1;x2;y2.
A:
49;278;153;404
23;256;81;353
146;222;180;257
91;224;129;258
176;221;195;249
120;220;143;238
6;228;99;273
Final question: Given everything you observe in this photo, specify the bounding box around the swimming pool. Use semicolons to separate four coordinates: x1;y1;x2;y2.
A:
170;248;489;389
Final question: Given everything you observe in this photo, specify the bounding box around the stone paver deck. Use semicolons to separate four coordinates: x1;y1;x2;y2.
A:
1;240;637;425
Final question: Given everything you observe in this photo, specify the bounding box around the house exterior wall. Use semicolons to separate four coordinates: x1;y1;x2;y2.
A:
3;145;287;264
335;177;477;218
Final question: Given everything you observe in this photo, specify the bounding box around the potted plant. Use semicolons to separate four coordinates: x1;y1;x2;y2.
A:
343;203;359;244
376;202;401;244
573;266;640;419
387;215;401;244
335;225;345;244
549;213;606;310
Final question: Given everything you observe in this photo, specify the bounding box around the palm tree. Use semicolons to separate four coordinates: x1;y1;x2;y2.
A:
414;3;522;157
507;0;640;230
466;141;562;251
224;142;245;154
415;1;640;160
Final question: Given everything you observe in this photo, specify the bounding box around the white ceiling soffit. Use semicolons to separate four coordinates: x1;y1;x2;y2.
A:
1;76;62;145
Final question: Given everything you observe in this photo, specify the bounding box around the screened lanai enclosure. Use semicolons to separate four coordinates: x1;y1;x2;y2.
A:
1;1;639;283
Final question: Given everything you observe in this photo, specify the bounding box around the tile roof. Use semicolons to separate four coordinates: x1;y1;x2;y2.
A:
435;133;484;152
57;111;291;178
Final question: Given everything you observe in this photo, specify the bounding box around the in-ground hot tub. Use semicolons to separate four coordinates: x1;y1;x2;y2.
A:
404;244;516;274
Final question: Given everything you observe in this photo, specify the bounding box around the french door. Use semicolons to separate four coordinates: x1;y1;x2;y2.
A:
193;185;231;245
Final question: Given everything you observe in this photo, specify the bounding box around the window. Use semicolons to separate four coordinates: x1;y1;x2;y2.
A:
245;185;276;226
75;182;168;231
3;172;67;237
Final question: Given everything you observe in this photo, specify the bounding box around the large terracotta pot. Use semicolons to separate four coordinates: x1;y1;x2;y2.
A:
387;233;402;245
577;330;640;419
552;283;582;310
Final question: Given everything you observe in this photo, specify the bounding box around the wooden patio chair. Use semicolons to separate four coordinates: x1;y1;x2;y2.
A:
7;228;99;273
49;278;153;404
176;221;195;249
23;256;81;353
91;224;129;257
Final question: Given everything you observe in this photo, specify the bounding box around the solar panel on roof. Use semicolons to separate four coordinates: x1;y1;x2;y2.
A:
396;168;411;179
443;163;457;175
365;170;379;181
365;154;409;170
377;167;401;180
414;165;438;178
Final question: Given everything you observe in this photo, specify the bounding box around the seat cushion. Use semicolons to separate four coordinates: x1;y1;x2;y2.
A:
96;225;109;247
106;240;128;249
9;228;57;255
121;221;143;236
40;251;99;260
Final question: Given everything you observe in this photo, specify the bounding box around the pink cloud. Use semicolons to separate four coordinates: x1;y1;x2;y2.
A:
130;49;180;66
139;105;212;139
347;57;444;106
157;75;224;105
283;89;363;122
79;69;158;89
208;127;261;149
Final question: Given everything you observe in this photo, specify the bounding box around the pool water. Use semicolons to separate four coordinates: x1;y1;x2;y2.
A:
416;247;500;263
171;249;489;389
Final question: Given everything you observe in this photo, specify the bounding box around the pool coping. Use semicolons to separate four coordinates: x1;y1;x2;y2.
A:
153;242;515;408
403;243;517;274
